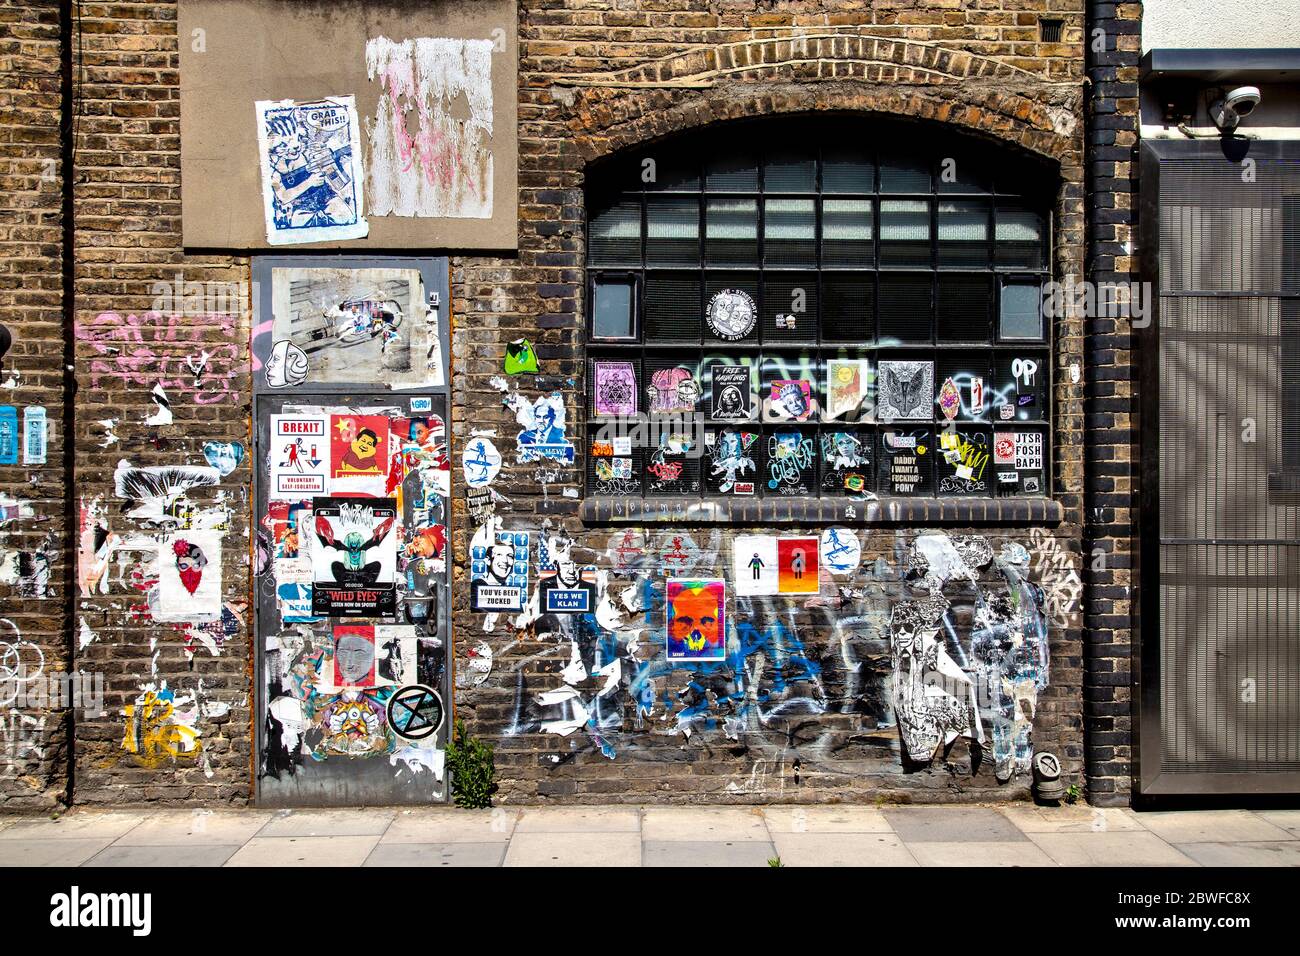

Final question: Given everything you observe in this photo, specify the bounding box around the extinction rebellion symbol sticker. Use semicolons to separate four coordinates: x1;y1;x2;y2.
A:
386;684;445;741
706;288;757;341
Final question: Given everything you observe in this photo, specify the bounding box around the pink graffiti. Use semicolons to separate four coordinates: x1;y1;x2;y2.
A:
77;311;245;407
377;65;481;200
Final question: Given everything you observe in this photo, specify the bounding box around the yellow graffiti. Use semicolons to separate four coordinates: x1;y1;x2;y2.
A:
121;690;200;765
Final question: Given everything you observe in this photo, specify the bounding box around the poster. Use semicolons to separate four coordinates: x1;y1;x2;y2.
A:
269;414;329;499
514;394;575;464
462;436;502;488
310;497;398;617
331;624;378;688
710;364;752;421
821;430;872;496
826;359;872;422
766;429;816;496
269;268;444;390
329;413;391;496
593;361;637;416
665;578;727;663
734;535;778;596
777;537;820;594
767;379;814;422
255;96;367;245
538;540;598;614
877;360;934;422
0;406;16;464
882;429;931;495
648;366;699;414
156;530;223;621
705;429;758;496
821;527;861;576
1015;431;1044;471
470;521;530;612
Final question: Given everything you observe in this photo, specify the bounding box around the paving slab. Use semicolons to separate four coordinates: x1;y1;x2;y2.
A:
644;840;778;867
0;812;144;842
1001;805;1147;834
0;838;115;867
256;809;394;838
383;808;517;843
884;807;1027;843
83;844;241;867
642;807;769;842
224;835;381;867
503;831;641;866
1256;810;1300;838
512;807;640;834
906;840;1056;867
1137;810;1294;845
1174;841;1300;867
772;832;917;867
763;806;892;834
114;810;273;846
1025;831;1199;867
364;842;506;866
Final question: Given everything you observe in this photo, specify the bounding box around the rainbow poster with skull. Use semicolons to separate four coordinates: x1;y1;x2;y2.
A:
665;578;726;663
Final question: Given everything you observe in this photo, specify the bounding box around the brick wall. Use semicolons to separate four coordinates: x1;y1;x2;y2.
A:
69;0;250;805
1082;0;1140;807
0;0;69;810
7;0;1106;808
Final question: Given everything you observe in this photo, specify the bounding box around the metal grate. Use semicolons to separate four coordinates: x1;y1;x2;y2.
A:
1157;157;1300;772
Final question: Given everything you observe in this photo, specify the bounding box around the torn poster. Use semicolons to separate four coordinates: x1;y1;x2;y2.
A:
156;530;223;621
365;37;494;220
255;95;368;245
512;393;574;464
889;597;982;763
270;267;444;390
311;497;398;617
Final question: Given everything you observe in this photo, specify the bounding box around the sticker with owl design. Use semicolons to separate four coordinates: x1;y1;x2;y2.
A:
877;361;934;422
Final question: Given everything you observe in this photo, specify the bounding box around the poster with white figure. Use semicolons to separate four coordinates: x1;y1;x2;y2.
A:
733;535;779;596
156;530;223;621
365;37;495;220
255;96;368;245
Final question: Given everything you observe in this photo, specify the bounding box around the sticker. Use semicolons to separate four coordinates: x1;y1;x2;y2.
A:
770;380;813;422
157;530;223;621
255;95;367;245
734;535;778;596
515;393;575;464
820;527;861;576
203;441;244;477
409;396;433;413
311;497;398;617
706;288;757;341
265;339;309;388
826;359;871;421
937;377;961;420
0;406;17;464
993;433;1016;465
470;523;529;613
22;406;45;465
710;365;752;421
666;578;727;662
997;471;1019;484
999;404;1016;420
1023;476;1041;494
612;436;632;456
386;685;444;741
593;361;637;416
505;338;539;374
1014;432;1043;471
971;377;984;415
877;361;934;421
462;436;502;488
270;415;329;498
648;367;698;414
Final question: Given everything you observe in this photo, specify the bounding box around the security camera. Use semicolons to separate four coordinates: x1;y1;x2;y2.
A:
1210;86;1262;130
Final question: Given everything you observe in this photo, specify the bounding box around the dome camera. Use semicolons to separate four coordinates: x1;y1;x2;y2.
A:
1211;86;1262;130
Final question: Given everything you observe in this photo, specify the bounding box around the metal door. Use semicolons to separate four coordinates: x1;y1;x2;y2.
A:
250;257;452;806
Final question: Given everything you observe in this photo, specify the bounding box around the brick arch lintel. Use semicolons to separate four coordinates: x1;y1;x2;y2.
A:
565;82;1080;171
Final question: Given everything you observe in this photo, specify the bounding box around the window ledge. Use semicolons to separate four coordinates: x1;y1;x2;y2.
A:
580;496;1064;527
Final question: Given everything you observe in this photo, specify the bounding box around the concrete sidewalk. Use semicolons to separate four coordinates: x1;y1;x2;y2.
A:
1;804;1298;867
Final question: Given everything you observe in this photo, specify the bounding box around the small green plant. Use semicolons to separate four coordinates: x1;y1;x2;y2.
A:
445;719;497;809
767;856;785;868
1063;784;1082;805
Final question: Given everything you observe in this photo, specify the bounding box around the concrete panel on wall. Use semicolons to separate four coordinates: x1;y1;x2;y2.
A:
1143;0;1300;52
179;0;517;250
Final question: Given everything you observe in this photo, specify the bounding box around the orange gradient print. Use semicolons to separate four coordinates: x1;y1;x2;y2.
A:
777;537;819;594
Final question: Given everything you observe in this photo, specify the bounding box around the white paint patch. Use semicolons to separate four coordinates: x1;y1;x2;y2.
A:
365;37;495;219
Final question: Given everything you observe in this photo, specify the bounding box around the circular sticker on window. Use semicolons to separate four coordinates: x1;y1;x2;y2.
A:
706;289;757;341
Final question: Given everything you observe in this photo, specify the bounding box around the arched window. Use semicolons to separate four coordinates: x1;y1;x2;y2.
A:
584;117;1055;503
